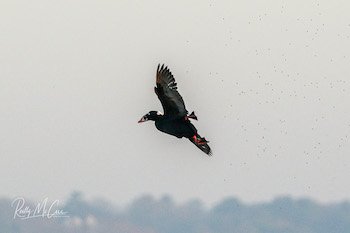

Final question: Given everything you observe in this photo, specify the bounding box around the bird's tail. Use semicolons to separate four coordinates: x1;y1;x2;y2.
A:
189;134;212;156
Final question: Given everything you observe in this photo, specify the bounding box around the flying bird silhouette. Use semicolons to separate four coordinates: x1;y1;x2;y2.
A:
138;64;212;155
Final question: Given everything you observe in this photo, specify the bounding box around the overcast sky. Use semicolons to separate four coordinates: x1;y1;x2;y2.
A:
1;0;350;206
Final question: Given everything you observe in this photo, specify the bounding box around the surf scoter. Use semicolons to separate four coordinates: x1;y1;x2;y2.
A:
138;64;212;155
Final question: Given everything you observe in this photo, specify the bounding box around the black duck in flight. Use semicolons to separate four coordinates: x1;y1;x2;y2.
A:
138;64;212;155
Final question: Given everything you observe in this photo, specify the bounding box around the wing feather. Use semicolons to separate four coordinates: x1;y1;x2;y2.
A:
155;64;188;117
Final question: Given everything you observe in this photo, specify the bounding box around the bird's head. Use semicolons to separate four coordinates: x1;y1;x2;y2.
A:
138;111;163;123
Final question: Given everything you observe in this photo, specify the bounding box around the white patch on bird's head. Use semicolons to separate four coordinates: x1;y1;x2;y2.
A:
156;111;163;116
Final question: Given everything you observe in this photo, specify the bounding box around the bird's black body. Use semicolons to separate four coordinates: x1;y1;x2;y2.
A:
155;117;197;139
138;65;212;155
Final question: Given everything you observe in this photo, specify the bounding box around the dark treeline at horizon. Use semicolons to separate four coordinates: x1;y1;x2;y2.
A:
1;192;350;233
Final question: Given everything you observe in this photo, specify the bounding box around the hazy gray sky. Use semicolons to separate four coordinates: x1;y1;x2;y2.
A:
1;0;350;206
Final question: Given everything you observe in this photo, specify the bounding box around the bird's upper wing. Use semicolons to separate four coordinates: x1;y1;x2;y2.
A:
154;64;188;117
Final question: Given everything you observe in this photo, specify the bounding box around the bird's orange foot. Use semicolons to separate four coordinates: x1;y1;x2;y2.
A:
192;135;208;145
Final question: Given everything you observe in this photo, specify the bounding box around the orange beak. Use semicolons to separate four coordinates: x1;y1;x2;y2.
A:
138;117;147;123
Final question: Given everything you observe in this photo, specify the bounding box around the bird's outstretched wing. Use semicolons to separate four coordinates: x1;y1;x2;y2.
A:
154;64;188;117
